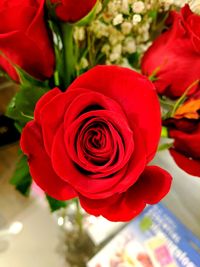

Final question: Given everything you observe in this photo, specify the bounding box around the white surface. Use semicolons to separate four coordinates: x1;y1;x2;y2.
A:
0;198;65;267
153;150;200;238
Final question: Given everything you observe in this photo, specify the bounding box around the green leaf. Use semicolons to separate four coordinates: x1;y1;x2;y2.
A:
6;83;48;129
158;142;173;152
128;51;140;68
16;67;49;88
149;10;157;20
46;194;67;212
10;151;32;196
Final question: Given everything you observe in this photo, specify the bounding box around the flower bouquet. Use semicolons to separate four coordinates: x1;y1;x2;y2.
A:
1;0;200;264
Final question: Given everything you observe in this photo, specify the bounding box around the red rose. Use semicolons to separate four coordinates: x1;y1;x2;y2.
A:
164;91;200;177
141;5;200;98
21;65;172;221
50;0;97;23
0;0;55;82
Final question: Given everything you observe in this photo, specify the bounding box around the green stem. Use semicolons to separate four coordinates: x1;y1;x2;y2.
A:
75;199;83;235
21;112;34;120
158;142;173;152
161;126;168;138
60;23;76;88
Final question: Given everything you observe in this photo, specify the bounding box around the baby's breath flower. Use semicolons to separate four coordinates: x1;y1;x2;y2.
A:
101;44;111;55
73;27;85;41
123;37;136;53
109;43;122;61
132;1;145;13
132;14;142;25
121;21;133;35
121;0;130;14
79;57;89;69
113;14;124;25
78;0;192;66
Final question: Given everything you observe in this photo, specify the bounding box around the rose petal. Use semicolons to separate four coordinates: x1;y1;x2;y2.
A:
39;89;88;155
169;125;200;159
170;149;200;177
67;65;161;162
51;0;97;23
141;5;200;98
64;110;134;176
20;121;77;200
63;91;128;128
0;5;36;33
0;0;55;81
51;125;129;199
51;122;146;198
0;31;54;81
34;88;61;123
79;166;172;221
134;165;172;204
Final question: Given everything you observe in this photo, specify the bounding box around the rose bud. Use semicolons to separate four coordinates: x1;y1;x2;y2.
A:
164;90;200;177
21;65;172;222
49;0;98;23
0;0;55;82
141;5;200;99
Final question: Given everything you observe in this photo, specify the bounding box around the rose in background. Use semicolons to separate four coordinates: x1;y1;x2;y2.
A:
20;65;172;222
0;0;55;82
164;90;200;177
50;0;97;23
141;4;200;99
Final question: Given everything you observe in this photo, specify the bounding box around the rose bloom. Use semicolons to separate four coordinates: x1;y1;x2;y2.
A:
164;91;200;177
21;66;172;221
50;0;97;23
142;5;200;98
0;0;55;82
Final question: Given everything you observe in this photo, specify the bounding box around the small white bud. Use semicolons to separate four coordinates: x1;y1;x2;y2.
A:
121;22;132;35
123;38;136;54
73;27;85;41
132;1;145;13
121;0;129;13
80;58;89;69
101;44;111;55
132;14;142;25
113;14;124;26
109;44;122;62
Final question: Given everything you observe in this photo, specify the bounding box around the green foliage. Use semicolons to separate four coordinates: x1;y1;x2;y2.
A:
149;10;157;20
16;68;49;89
128;51;140;69
6;82;48;130
10;151;32;196
46;194;67;212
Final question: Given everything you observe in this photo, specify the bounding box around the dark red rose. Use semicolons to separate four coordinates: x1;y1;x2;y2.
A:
20;65;172;221
50;0;97;23
0;0;55;82
164;91;200;177
141;5;200;98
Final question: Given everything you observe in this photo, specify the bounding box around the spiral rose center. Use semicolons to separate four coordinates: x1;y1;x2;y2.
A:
87;128;105;149
65;111;134;178
79;120;114;166
63;92;134;178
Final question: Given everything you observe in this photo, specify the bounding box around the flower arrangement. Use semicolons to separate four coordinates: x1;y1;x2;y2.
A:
1;0;200;224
